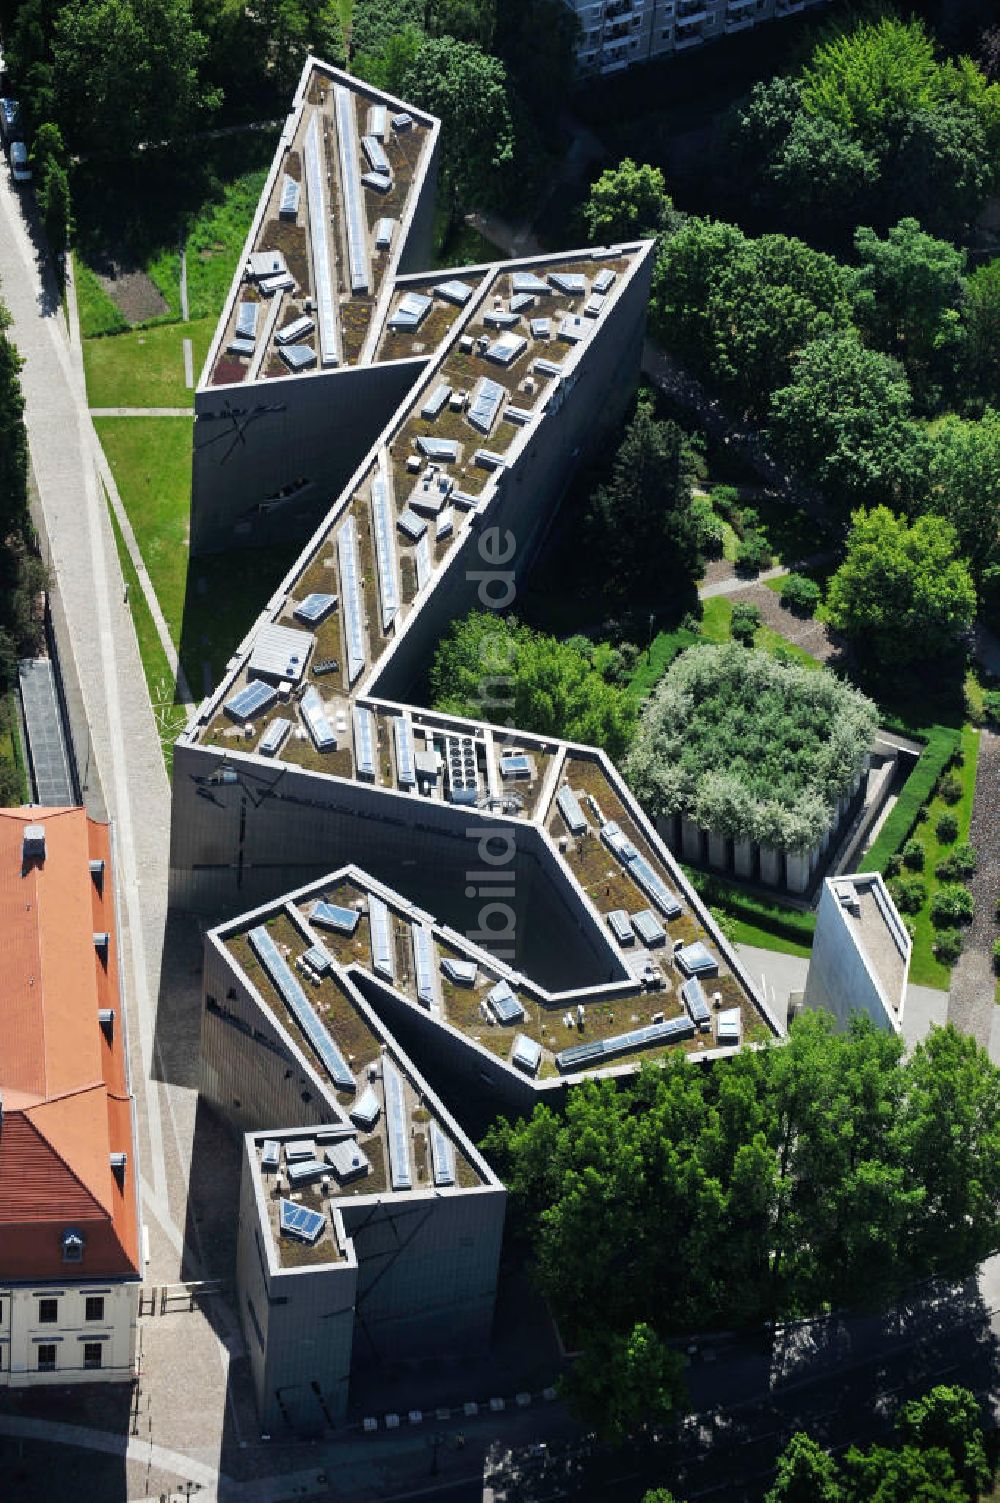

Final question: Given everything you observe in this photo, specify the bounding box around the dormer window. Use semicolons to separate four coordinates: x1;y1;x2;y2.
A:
61;1228;85;1263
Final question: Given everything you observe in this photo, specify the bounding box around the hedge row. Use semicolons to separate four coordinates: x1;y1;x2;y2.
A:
864;723;962;874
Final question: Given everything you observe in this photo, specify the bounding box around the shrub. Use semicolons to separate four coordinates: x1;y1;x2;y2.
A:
680;610;702;633
884;853;901;878
930;884;974;927
994;938;1000;974
936;811;959;843
888;874;926;915
691;496;725;558
901;839;924;871
738;506;761;534
730;602;762;645
735;531;773;575
712;485;741;524
938;770;963;805
983;690;1000;727
934;928;964;964
935;843;977;882
779;573;821;616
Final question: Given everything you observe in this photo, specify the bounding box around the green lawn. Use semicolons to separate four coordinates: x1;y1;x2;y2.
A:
73;130;278;331
83;318;214;408
95;417;194;642
96;414;299;698
105;495;189;772
699;595;822;670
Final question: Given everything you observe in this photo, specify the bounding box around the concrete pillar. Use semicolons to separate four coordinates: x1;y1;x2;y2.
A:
819;825;831;856
786;850;810;894
759;844;783;888
655;812;678;852
681;817;704;864
707;830;728;872
733;838;754;879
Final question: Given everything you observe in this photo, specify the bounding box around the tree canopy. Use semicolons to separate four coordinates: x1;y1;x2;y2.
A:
626;644;877;851
825;506;976;669
585;401;702;614
851;218;966;409
651;218;853;419
400;36;513;211
52;0;216;154
767;333;930;512
429;613;637;759
734;17;1000;239
927;409;1000;589
483;1019;1000;1437
583;157;679;245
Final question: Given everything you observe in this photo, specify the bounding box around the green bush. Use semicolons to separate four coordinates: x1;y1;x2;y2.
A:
934;928;964;964
779;573;821;616
885;853;901;877
983;690;1000;726
712;485;741;524
994;937;1000;974
730;602;762;645
735;531;773;575
901;839;925;871
691;496;725;558
938;770;963;805
930;884;974;927
935;843;977;882
936;811;959;843
887;874;926;915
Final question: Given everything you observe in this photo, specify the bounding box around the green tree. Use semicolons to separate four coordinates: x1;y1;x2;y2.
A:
587;403;701;612
895;1386;991;1500
826;506;975;668
564;1323;686;1445
896;1026;1000;1277
844;1443;966;1503
962;258;1000;408
401;36;513;213
52;0;216;154
353;23;424;95
429;614;636;758
652;219;853;419
425;0;495;47
765;1433;844;1503
927;410;1000;587
39;158;72;258
767;333;929;512
583;158;676;245
852;219;966;407
0;309;29;538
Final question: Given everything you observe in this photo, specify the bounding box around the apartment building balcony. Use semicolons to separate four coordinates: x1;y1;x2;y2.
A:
674;27;705;45
675;4;708;22
725;12;755;29
775;0;805;12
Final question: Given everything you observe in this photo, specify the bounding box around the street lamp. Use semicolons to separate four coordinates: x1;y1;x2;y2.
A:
430;1431;446;1476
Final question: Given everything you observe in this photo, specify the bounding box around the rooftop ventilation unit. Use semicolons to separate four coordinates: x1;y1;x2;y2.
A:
23;825;45;861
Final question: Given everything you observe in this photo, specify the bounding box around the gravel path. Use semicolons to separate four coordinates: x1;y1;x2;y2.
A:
726;580;847;665
947;726;1000;1047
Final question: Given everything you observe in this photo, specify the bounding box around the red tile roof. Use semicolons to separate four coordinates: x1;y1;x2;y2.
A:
0;808;140;1281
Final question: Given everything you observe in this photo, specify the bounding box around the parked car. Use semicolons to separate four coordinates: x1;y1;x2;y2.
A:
0;96;21;142
10;140;31;183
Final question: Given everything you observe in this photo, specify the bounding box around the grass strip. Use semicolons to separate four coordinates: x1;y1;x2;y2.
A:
105;494;187;773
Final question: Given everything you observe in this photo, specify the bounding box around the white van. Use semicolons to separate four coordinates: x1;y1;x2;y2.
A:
10;141;31;184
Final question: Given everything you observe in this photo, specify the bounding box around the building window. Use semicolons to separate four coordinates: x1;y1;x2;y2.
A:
38;1299;58;1324
83;1343;103;1370
62;1229;85;1263
37;1344;56;1372
85;1296;105;1322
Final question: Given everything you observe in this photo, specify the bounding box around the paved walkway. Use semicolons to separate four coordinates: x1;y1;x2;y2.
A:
90;406;193;416
0;167;200;1281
